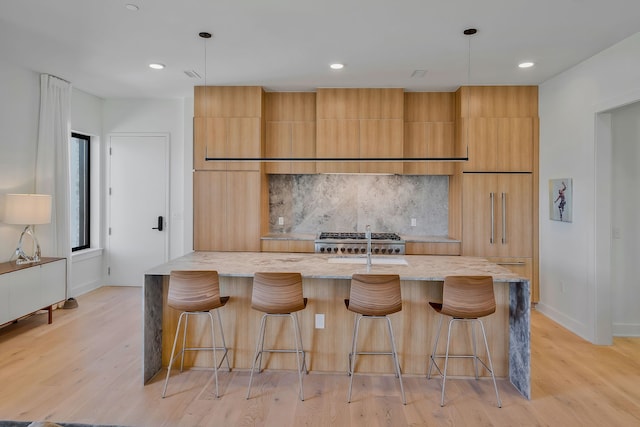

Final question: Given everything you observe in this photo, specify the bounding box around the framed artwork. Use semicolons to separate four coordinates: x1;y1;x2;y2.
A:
549;178;572;222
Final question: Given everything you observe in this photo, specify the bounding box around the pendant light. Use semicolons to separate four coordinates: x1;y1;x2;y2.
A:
463;28;477;160
199;32;212;160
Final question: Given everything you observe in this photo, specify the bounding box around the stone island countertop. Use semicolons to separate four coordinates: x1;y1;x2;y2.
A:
143;251;530;399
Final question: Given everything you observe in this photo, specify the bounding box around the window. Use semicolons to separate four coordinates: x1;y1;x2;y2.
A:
70;132;90;251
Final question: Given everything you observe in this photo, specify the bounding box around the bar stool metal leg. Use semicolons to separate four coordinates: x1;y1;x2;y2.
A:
428;314;444;379
347;314;363;403
478;319;502;408
386;316;406;404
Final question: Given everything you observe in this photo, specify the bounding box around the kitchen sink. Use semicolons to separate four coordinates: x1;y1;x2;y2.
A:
327;256;408;265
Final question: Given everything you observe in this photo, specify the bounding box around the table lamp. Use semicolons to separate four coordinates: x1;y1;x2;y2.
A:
3;193;52;264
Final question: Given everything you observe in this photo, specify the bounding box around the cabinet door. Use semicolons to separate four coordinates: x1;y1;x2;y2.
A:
462;173;499;256
194;171;227;250
463;118;533;172
0;274;10;324
496;118;533;172
463;118;499;171
462;173;532;257
40;259;66;308
8;266;41;320
226;171;261;251
497;173;532;257
291;122;316;174
265;122;316;174
403;121;455;175
265;122;291;174
194;117;227;171
359;119;403;174
226;117;261;171
316;119;359;173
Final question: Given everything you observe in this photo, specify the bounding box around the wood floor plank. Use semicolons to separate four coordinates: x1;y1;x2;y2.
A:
0;286;639;426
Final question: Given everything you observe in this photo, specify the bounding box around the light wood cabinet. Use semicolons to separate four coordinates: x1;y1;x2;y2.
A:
316;88;404;173
193;171;262;251
0;258;66;325
403;92;456;175
462;117;534;172
462;173;532;258
194;117;261;171
405;242;461;255
261;239;314;253
264;92;316;174
316;119;360;173
456;86;538;302
193;86;264;171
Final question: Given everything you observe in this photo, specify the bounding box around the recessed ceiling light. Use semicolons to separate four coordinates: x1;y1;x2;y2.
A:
125;4;139;11
330;63;344;70
519;61;535;68
149;63;165;70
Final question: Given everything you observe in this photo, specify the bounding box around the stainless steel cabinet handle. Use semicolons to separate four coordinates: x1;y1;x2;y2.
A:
502;192;506;244
490;192;495;244
497;261;526;266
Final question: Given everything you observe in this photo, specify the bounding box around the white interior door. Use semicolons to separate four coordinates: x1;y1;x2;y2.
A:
108;134;169;286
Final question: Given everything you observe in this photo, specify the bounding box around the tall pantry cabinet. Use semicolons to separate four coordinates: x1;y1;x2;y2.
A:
457;86;539;302
193;87;268;251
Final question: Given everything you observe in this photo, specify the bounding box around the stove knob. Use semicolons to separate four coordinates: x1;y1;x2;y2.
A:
320;247;325;252
360;248;366;253
340;247;346;253
394;248;400;253
333;247;338;253
347;248;353;253
374;248;380;253
381;248;387;254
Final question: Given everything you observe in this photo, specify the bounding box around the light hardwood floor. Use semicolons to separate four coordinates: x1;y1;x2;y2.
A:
0;286;639;427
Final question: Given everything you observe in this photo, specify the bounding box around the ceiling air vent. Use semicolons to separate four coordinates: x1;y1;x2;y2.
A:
184;70;201;79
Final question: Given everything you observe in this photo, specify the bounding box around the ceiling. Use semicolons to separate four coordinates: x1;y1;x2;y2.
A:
1;0;639;99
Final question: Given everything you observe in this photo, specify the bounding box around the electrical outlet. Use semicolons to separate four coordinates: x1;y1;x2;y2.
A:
411;218;417;227
315;313;325;329
278;217;284;225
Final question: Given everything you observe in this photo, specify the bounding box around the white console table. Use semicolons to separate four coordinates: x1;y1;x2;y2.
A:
0;257;67;326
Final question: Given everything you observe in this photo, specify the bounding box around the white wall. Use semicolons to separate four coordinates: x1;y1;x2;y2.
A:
610;101;640;336
102;98;193;261
0;63;40;262
538;31;640;343
68;88;104;297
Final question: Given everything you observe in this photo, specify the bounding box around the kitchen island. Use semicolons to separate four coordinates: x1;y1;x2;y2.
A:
143;251;530;398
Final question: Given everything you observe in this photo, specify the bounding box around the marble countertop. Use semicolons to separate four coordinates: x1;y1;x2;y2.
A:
146;251;525;283
260;233;460;243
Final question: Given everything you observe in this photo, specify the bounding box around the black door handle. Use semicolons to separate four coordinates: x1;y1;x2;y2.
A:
152;216;163;231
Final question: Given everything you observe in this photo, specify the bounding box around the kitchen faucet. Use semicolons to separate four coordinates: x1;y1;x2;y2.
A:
365;225;372;270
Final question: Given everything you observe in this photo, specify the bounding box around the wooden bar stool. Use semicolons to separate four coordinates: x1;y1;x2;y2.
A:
162;270;230;398
345;273;406;404
246;272;308;401
427;275;502;407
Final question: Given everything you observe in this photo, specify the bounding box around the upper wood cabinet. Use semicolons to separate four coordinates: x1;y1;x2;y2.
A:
316;88;403;173
264;92;316;174
194;86;264;171
403;92;456;175
456;86;538;172
316;88;403;119
194;117;261;171
464;117;534;172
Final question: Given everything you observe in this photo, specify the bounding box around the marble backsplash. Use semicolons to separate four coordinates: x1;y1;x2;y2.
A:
268;174;448;235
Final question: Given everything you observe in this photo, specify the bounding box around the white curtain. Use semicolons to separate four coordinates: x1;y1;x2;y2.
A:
35;74;72;296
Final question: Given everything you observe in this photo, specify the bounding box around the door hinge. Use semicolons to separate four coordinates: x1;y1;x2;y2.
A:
108;227;112;235
109;187;112;196
109;147;112;155
107;266;111;275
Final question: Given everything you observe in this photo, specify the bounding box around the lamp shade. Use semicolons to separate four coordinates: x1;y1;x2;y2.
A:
3;194;52;225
